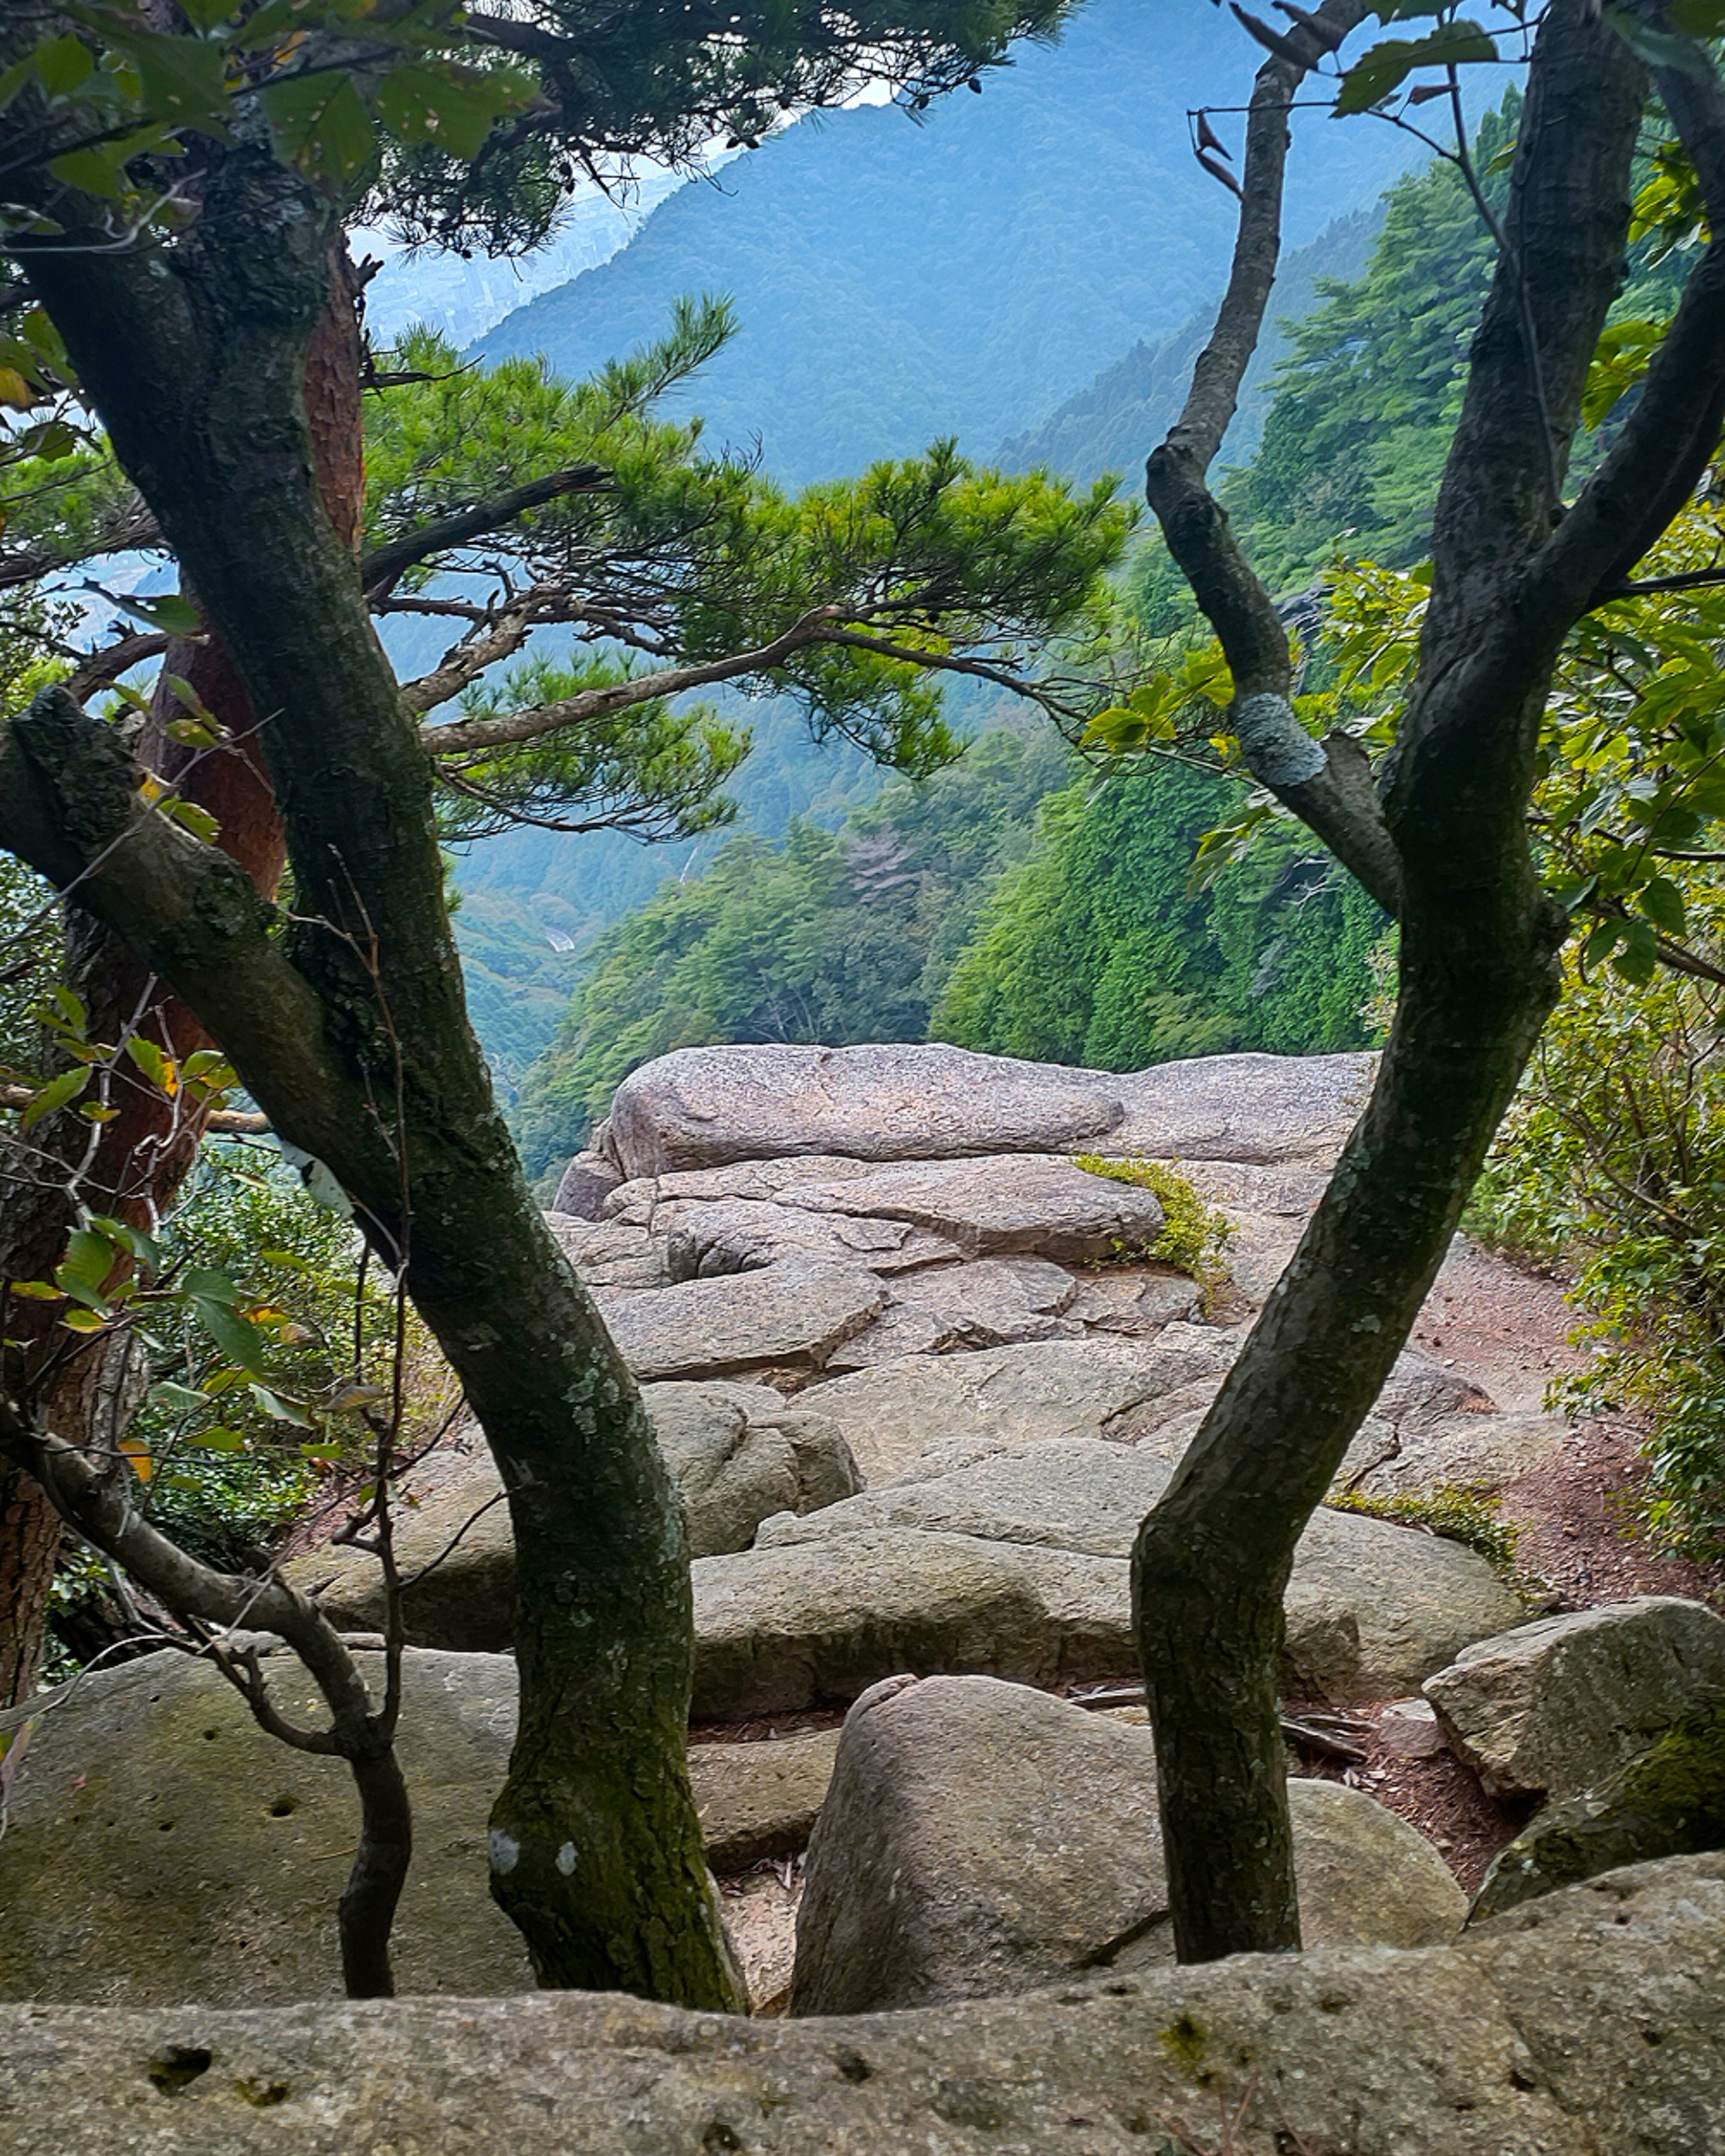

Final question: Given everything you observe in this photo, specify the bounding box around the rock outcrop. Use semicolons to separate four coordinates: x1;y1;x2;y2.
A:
790;1675;1466;2014
1472;1698;1725;1920
1424;1597;1725;1798
285;1382;858;1647
0;1649;844;2008
690;1441;1524;1716
3;1855;1721;2153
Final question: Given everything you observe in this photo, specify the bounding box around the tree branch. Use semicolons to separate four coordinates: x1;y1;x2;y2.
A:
400;601;537;716
359;463;610;599
0;687;379;1192
1144;0;1400;915
420;614;836;755
1535;44;1725;612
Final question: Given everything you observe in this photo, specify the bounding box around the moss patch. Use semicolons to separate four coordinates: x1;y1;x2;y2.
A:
1071;1155;1233;1301
1325;1482;1522;1578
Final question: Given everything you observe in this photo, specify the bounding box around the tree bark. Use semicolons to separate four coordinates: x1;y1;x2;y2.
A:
0;242;364;1702
1135;0;1676;1961
6;149;742;2007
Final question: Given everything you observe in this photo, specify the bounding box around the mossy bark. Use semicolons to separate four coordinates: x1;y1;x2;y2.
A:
8;149;740;2006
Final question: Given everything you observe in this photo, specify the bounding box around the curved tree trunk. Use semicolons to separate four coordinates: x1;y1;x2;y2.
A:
0;246;361;1701
1130;0;1725;1961
6;157;743;2008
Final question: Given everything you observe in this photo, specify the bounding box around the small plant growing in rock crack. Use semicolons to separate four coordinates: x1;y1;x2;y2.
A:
1324;1481;1525;1580
1072;1155;1233;1301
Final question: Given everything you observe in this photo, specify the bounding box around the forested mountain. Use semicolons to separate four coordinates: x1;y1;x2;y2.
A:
473;0;1419;487
514;725;1066;1172
448;0;1430;1064
995;210;1381;487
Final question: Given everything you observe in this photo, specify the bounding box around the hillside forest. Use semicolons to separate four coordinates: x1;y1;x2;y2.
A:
3;1;1725;2137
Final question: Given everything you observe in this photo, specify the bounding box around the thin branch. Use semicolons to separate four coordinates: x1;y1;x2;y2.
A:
359;463;610;599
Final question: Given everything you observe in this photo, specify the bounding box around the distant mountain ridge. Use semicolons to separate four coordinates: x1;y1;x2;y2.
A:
472;0;1420;489
996;208;1381;485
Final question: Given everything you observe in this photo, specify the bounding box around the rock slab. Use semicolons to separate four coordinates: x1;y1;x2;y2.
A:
1;1855;1721;2152
286;1382;858;1649
1424;1596;1725;1798
791;1675;1466;2014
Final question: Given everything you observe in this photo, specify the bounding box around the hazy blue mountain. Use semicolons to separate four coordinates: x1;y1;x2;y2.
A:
472;0;1423;488
996;208;1382;485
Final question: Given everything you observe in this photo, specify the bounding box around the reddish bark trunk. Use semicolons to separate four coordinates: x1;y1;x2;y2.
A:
0;243;363;1696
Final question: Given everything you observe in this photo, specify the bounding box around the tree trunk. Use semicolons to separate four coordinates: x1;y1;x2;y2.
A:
1135;0;1657;1962
10;154;743;2007
0;244;362;1700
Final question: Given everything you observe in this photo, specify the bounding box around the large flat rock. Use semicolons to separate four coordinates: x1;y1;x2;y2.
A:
692;1443;1525;1716
2;1855;1721;2152
0;1649;534;2006
0;1651;839;2008
609;1042;1128;1176
1108;1049;1375;1162
597;1264;887;1380
792;1675;1465;2013
796;1331;1238;1483
288;1382;859;1648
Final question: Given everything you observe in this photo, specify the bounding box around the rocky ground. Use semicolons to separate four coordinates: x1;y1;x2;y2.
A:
3;1041;1724;2151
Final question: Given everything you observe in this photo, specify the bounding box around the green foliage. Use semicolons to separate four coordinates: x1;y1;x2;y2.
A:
512;724;1066;1169
1325;1482;1523;1577
931;758;1388;1070
1221;99;1516;589
1069;1154;1233;1290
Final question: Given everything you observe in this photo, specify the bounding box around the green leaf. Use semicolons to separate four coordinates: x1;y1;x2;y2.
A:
1336;22;1499;115
51;983;88;1033
182;1264;240;1306
190;1294;270;1376
1638;875;1686;937
1610;919;1659;983
98;587;203;636
49;124;183;199
1583;918;1626;968
19;1065;89;1127
150;1379;213;1414
249;1382;313;1427
373;59;532;160
34;35;97;98
101;30;234;137
59;1227;118;1293
1604;8;1716;75
187;1425;246;1452
123;1034;174;1094
261;69;376;193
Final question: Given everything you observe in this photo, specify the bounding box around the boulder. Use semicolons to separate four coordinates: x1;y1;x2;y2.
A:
544;1212;668;1289
1066;1264;1203;1335
608;1041;1128;1176
719;1440;1523;1710
550;1149;622;1222
597;1264;887;1381
287;1382;859;1647
791;1676;1465;2015
0;1649;533;2006
1472;1699;1725;1921
1339;1406;1566;1500
0;1651;845;2009
796;1331;1238;1484
1108;1049;1374;1162
825;1257;1082;1369
691;1528;1134;1720
1424;1597;1725;1798
688;1730;841;1871
655;1194;963;1280
3;1855;1724;2153
714;1153;1165;1264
